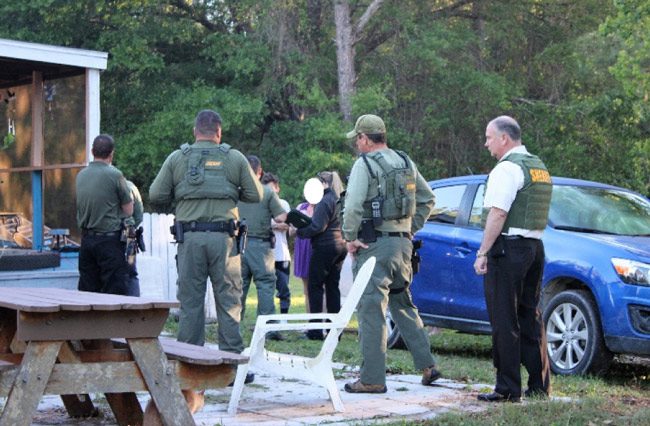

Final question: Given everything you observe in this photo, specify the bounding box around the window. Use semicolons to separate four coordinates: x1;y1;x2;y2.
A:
469;184;486;228
429;185;466;224
549;185;650;236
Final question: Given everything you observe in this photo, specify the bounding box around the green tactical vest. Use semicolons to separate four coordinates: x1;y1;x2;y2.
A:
174;143;239;202
361;150;417;221
238;185;275;238
483;152;552;232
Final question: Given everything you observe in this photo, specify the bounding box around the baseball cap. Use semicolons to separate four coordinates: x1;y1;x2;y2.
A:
345;114;386;139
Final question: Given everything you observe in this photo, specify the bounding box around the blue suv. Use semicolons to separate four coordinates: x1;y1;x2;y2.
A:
387;175;650;375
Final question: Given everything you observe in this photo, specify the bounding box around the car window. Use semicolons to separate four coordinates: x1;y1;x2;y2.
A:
429;185;466;223
549;185;650;236
468;184;485;228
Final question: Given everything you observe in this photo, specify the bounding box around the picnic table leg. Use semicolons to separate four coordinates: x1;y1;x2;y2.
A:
127;338;196;426
0;307;16;352
0;340;62;426
106;392;144;426
57;341;99;418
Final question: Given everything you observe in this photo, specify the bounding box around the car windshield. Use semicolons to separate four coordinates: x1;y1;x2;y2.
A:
549;185;650;236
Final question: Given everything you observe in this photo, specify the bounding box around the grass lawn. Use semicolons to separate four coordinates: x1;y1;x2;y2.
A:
166;273;650;425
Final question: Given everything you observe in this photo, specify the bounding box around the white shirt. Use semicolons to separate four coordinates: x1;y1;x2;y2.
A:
484;146;544;239
272;199;291;261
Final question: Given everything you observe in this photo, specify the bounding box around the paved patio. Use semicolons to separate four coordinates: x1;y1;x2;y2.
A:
27;368;491;425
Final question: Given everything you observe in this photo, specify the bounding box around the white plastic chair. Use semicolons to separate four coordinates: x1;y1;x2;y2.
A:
228;256;376;414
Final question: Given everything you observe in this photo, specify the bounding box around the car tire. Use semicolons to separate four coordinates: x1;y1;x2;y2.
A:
543;290;612;375
386;311;406;349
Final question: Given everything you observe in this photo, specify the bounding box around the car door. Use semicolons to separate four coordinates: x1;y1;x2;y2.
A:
411;183;467;317
444;182;489;321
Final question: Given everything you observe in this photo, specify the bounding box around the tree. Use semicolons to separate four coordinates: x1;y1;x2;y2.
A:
334;0;385;121
1;0;647;202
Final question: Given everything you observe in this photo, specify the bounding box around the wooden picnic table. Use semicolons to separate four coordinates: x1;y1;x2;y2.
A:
0;287;219;426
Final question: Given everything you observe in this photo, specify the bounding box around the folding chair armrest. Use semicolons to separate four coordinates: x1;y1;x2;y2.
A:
259;321;345;333
255;313;336;324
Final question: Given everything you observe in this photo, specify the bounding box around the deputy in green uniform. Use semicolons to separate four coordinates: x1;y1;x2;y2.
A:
342;114;441;393
123;179;143;296
149;110;262;355
76;134;134;296
238;155;287;340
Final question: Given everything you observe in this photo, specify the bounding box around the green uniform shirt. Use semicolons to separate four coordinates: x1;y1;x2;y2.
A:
76;161;132;232
149;140;262;221
342;148;434;241
124;180;143;227
238;184;286;238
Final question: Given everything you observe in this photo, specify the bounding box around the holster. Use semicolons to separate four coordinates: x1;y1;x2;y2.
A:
170;220;184;243
135;226;146;252
236;220;248;255
411;239;423;275
359;219;377;243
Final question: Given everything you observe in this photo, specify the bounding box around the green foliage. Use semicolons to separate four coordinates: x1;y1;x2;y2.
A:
603;1;650;116
0;0;648;199
113;82;265;196
258;114;355;206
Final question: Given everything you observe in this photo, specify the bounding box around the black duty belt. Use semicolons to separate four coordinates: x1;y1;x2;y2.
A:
501;235;526;240
82;230;120;237
248;236;273;242
181;221;235;233
375;231;411;239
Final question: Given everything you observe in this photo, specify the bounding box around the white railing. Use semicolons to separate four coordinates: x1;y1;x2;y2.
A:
140;213;217;318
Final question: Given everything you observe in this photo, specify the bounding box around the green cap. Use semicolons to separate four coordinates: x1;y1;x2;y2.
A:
345;114;386;139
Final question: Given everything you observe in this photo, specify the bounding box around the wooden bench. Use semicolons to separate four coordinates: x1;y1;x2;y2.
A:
111;336;248;419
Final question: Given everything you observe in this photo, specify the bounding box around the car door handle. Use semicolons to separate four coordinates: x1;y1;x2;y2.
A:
455;246;472;255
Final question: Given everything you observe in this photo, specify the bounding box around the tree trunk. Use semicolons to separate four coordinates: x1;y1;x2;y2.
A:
334;0;355;121
334;0;385;121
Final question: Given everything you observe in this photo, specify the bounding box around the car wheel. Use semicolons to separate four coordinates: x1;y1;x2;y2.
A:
543;290;612;375
386;311;406;349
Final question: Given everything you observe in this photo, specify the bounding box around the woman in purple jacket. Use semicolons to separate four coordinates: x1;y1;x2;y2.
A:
296;171;347;340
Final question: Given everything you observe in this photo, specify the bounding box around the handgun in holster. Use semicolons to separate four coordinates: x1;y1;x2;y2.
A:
411;239;423;274
359;219;377;243
170;220;184;243
135;226;146;252
236;219;248;255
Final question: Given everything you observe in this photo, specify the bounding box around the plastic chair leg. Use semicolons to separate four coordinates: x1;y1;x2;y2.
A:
227;363;250;414
323;371;344;412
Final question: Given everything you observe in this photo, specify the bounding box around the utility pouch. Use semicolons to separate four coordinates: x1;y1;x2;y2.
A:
170;220;184;244
120;226;128;243
370;195;384;227
359;219;377;243
126;240;137;266
270;233;276;249
411;239;423;274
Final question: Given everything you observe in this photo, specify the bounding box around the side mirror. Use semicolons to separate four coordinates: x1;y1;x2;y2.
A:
303;177;324;205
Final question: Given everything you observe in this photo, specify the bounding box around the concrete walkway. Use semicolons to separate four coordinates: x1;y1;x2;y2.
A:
27;370;490;425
